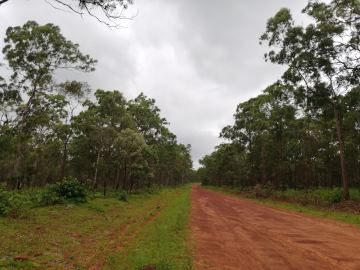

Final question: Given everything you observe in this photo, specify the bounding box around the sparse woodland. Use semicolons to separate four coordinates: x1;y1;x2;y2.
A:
198;0;360;200
1;1;360;269
0;21;193;193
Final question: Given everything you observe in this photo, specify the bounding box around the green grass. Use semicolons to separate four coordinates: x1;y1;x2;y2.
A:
272;188;360;204
0;186;193;270
257;199;360;227
104;185;193;270
204;185;360;227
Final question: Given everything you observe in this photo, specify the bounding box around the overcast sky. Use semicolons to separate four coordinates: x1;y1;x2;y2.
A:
0;0;310;168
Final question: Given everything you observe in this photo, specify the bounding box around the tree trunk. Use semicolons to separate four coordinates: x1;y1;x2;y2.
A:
12;143;22;179
122;161;127;190
93;148;102;190
261;141;266;185
115;167;120;190
334;108;350;200
60;139;68;181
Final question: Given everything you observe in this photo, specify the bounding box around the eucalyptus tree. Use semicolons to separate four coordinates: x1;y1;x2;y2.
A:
71;90;133;188
342;86;360;186
128;93;168;144
0;20;193;190
260;0;360;199
114;128;148;192
0;21;96;187
55;81;90;179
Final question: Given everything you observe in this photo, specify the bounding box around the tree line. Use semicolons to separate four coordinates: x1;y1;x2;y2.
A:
0;21;193;192
198;0;360;199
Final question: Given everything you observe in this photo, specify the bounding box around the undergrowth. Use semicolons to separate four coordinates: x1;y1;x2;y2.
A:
205;185;360;227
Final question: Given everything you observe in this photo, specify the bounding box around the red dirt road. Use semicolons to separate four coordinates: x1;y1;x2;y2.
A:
190;185;360;270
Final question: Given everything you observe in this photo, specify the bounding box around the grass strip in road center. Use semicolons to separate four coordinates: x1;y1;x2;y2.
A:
104;185;193;270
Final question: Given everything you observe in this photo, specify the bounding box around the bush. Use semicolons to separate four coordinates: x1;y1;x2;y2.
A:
328;190;342;204
323;188;342;204
54;177;87;202
118;190;128;202
144;185;161;194
40;177;87;205
0;189;31;218
6;193;32;218
272;187;344;205
0;188;10;216
253;183;273;198
38;187;64;206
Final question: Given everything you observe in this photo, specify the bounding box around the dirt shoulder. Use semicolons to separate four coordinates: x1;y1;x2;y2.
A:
190;184;360;270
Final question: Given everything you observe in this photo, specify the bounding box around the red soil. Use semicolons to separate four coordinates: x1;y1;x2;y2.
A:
190;184;360;270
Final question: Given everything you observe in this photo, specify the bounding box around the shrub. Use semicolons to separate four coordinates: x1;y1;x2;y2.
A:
6;193;32;218
0;189;31;218
53;177;87;202
253;183;273;198
40;177;87;205
324;188;342;204
0;188;10;216
118;190;128;202
272;187;344;205
38;187;63;206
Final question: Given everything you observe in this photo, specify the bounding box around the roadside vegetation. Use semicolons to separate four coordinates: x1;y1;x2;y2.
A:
0;185;193;270
197;0;360;205
0;20;193;193
205;185;360;227
0;19;194;269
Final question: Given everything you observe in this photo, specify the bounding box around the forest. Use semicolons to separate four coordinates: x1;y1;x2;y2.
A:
0;21;193;193
197;0;360;200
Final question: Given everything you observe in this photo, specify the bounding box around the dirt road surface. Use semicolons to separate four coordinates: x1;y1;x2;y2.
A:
190;184;360;270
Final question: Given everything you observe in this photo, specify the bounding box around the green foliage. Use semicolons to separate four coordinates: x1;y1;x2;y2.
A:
199;0;360;200
273;188;345;205
38;178;87;206
0;21;192;194
38;186;64;206
208;186;360;227
0;189;9;216
117;190;128;202
1;178;87;217
52;177;87;203
0;188;31;218
237;186;358;206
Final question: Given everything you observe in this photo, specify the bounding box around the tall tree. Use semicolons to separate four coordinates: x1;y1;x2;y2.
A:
260;0;360;199
1;21;96;187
